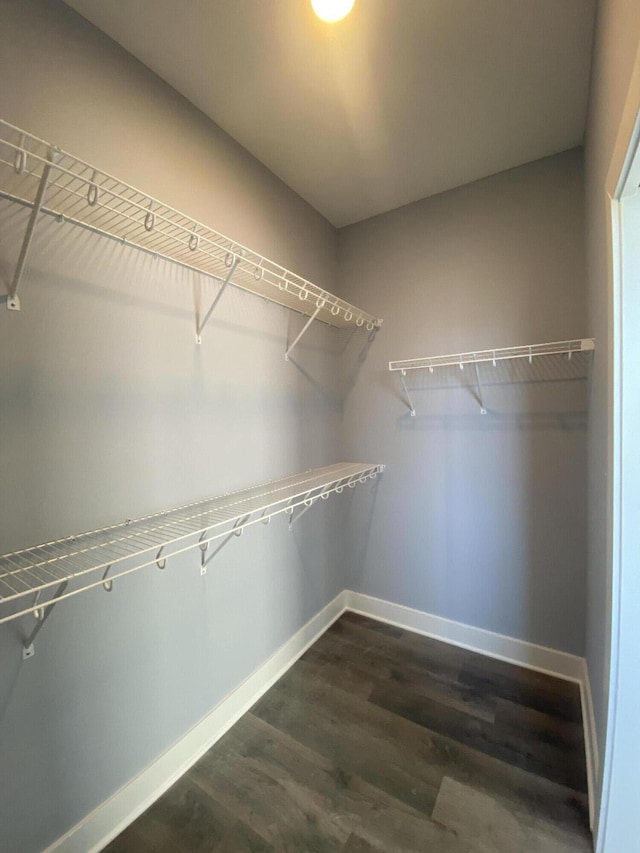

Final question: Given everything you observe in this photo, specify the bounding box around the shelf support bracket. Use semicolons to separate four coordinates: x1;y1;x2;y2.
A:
6;147;60;311
284;300;325;361
200;515;249;573
195;255;241;343
473;362;487;414
289;481;335;529
22;580;69;660
289;491;316;530
399;370;416;417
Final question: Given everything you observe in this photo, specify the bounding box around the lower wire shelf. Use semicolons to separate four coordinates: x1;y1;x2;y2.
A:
0;462;384;629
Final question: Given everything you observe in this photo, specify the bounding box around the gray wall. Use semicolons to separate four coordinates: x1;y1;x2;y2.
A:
583;0;640;833
0;2;347;851
0;2;596;851
338;150;588;655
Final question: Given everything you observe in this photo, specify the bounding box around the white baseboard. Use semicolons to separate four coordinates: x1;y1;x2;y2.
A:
345;592;585;680
345;590;597;828
45;591;348;853
579;660;599;831
46;589;597;850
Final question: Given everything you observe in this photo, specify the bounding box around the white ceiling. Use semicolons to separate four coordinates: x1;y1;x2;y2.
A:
64;0;596;227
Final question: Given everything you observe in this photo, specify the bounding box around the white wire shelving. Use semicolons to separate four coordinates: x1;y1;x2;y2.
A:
0;462;384;655
389;338;595;416
0;118;382;357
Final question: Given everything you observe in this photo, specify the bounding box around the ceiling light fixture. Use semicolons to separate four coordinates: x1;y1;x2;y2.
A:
311;0;355;23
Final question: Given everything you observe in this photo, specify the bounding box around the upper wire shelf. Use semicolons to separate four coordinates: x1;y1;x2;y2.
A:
389;338;595;415
0;119;382;351
389;338;595;373
0;462;384;639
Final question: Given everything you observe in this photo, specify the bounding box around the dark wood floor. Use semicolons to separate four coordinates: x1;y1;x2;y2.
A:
104;612;592;852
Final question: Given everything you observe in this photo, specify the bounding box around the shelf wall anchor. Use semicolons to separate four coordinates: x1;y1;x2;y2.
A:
284;299;325;361
195;255;242;344
22;580;69;660
6;146;61;310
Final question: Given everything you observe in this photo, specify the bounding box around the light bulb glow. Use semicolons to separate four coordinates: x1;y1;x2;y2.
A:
311;0;355;23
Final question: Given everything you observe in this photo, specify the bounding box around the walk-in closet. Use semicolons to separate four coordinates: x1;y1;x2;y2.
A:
1;1;639;851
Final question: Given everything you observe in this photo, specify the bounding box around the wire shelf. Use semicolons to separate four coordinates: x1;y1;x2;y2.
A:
389;338;595;415
0;463;384;627
0;118;382;332
389;339;595;373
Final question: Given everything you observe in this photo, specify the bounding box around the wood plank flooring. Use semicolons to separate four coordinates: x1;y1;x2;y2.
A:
104;612;592;852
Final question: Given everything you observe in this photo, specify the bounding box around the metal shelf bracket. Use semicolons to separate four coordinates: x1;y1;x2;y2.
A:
195;254;242;344
198;532;209;575
288;480;339;529
399;370;416;417
200;515;249;574
22;580;69;660
289;492;314;529
473;361;487;414
6;146;60;310
284;298;325;361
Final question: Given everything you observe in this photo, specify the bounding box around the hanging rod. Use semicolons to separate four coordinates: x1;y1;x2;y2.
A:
389;338;595;415
0;119;382;351
0;463;384;635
